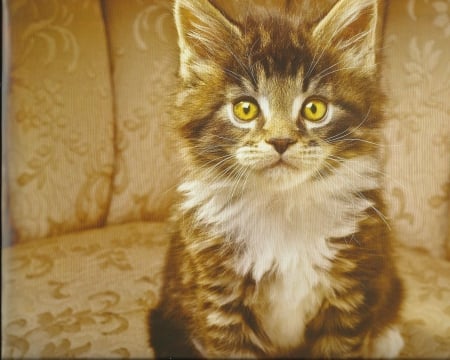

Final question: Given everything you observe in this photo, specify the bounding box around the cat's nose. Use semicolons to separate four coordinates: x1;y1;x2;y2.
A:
266;137;297;154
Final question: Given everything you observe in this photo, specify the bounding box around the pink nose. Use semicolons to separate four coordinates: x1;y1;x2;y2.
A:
265;138;296;154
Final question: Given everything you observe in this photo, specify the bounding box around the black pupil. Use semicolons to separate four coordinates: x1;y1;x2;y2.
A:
243;104;251;114
309;103;317;114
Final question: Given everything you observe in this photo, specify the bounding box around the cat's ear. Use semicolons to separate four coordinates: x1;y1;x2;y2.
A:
174;0;242;80
312;0;381;72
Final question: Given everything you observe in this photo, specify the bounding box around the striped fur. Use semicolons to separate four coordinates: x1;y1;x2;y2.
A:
149;0;403;358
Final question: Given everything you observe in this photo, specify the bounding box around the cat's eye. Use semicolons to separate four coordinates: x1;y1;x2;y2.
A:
233;100;260;122
301;98;328;122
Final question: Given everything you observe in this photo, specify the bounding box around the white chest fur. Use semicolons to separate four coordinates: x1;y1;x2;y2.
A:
252;237;333;349
179;156;379;350
233;189;349;350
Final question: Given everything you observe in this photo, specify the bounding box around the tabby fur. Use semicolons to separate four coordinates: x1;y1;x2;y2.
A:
149;0;403;357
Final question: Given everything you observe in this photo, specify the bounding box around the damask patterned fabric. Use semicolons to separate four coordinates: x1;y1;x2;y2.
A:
2;0;449;358
382;0;450;258
2;222;450;358
103;0;182;224
5;0;115;243
2;223;168;359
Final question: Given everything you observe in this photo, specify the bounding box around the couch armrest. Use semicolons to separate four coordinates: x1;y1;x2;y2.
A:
4;0;115;244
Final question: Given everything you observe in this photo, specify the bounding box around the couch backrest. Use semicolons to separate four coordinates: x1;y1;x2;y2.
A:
102;0;182;225
382;0;449;258
4;0;449;259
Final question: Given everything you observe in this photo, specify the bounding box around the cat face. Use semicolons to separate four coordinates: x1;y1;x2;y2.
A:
220;67;335;184
174;0;382;188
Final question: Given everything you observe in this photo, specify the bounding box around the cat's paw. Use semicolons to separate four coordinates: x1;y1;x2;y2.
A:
371;327;404;358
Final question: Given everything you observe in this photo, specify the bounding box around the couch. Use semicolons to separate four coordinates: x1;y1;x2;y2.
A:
2;0;449;358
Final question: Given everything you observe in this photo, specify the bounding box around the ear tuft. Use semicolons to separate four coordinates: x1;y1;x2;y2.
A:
313;0;380;71
174;0;241;79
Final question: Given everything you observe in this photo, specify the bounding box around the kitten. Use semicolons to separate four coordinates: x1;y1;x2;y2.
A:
149;0;404;357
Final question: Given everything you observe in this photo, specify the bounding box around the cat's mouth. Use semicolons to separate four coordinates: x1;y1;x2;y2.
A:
236;146;324;181
257;155;326;185
267;159;297;170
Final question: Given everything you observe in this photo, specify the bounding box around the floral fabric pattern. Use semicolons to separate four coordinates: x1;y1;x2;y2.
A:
2;0;449;358
395;245;450;357
382;0;450;258
5;0;115;243
2;223;450;358
2;222;169;359
103;0;182;225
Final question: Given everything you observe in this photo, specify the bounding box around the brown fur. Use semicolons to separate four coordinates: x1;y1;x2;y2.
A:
149;0;403;358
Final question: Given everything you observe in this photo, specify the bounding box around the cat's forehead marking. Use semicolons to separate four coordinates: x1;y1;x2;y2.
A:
259;95;307;124
292;95;304;121
255;74;306;122
258;96;271;120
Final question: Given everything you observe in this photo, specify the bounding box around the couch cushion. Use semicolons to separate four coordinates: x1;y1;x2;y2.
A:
2;222;450;358
5;0;115;244
395;245;450;357
2;222;168;359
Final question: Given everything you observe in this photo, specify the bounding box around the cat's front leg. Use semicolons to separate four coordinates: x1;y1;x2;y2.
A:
298;300;403;359
367;326;404;359
295;299;372;358
149;306;202;359
188;297;270;358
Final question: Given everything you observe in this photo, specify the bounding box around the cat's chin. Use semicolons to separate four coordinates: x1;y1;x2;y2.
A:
257;162;315;188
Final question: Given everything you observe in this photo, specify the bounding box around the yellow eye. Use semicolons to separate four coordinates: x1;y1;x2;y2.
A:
301;98;327;122
233;100;259;122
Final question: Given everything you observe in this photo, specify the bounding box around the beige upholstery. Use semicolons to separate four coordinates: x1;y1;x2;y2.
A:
2;222;450;358
5;0;115;243
103;0;182;224
2;0;449;358
2;222;167;358
382;0;450;258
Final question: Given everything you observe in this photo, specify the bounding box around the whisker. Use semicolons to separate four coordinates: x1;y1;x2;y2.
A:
338;138;401;148
228;166;249;204
316;65;363;82
355;191;392;230
318;160;392;236
193;155;237;179
223;69;243;83
340;29;370;50
326;108;372;143
209;134;237;143
313;61;341;80
306;21;347;78
327;155;405;189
